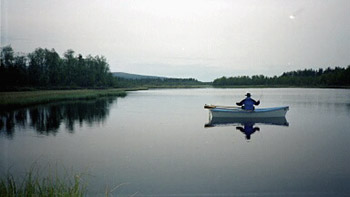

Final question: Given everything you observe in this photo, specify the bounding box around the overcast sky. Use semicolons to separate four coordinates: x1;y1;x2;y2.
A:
1;0;350;81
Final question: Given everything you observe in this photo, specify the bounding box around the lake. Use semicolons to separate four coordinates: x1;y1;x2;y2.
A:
1;88;350;196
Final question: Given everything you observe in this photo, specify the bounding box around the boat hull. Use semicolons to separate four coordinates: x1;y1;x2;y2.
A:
209;106;289;118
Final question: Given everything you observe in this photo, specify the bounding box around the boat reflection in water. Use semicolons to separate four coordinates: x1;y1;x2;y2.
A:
205;116;289;140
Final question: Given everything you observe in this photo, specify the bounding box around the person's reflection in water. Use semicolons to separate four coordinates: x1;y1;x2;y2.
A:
236;122;260;140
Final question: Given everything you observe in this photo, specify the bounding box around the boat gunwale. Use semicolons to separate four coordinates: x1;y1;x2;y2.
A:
210;106;289;113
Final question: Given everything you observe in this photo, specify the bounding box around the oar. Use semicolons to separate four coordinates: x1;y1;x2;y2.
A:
258;90;264;102
204;104;241;109
214;105;241;109
204;104;216;109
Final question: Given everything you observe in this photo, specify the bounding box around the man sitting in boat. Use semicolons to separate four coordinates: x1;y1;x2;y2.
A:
236;93;260;110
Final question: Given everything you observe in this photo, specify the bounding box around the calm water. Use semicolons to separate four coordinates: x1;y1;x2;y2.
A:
1;88;350;196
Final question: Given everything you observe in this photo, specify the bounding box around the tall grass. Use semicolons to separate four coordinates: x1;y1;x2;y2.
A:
0;89;127;110
0;163;134;197
0;171;86;196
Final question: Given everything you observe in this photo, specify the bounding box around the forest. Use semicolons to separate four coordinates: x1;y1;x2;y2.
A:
0;46;204;90
115;77;204;88
0;46;116;91
213;66;350;87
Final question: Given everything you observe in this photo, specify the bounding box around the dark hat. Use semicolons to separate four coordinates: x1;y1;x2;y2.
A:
245;93;251;97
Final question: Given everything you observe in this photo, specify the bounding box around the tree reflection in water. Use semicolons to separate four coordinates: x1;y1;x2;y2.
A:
0;97;116;138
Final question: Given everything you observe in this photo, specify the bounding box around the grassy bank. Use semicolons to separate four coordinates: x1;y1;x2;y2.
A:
0;166;132;196
0;89;127;110
0;172;85;196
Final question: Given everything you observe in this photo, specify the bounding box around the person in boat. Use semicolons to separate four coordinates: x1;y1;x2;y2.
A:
236;93;260;110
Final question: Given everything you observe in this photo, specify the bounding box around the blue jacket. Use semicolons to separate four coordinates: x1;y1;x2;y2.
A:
236;97;260;110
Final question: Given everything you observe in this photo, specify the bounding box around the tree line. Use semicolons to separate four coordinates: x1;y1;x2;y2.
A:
0;46;115;90
3;45;349;89
1;46;205;90
213;66;350;87
115;77;204;88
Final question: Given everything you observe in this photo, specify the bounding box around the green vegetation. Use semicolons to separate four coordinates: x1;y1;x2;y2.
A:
213;66;350;87
0;45;208;108
0;171;85;196
0;164;134;196
0;89;126;110
115;77;209;88
1;46;116;91
0;45;208;91
112;72;165;80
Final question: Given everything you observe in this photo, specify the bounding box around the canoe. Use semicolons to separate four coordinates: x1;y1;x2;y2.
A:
204;104;289;118
205;116;289;128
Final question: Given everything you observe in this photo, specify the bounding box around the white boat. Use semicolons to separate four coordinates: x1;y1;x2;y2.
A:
204;104;289;118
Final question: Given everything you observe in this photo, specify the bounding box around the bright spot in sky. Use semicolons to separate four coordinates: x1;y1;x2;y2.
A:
289;15;296;19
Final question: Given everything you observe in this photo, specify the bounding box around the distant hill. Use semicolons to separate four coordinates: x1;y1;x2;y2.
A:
112;72;166;80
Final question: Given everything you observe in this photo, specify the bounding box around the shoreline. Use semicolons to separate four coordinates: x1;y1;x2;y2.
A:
0;89;128;110
212;85;350;89
1;85;349;110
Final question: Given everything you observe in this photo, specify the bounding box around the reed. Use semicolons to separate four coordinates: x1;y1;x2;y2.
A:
0;171;86;196
0;162;133;197
0;89;127;110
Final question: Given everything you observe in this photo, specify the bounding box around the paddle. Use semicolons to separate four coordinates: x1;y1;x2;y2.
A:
204;104;241;109
204;104;216;109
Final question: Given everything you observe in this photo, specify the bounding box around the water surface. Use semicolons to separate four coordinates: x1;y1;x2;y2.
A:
1;88;350;196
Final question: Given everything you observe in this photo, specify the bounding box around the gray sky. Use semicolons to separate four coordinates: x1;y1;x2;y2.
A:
1;0;350;81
